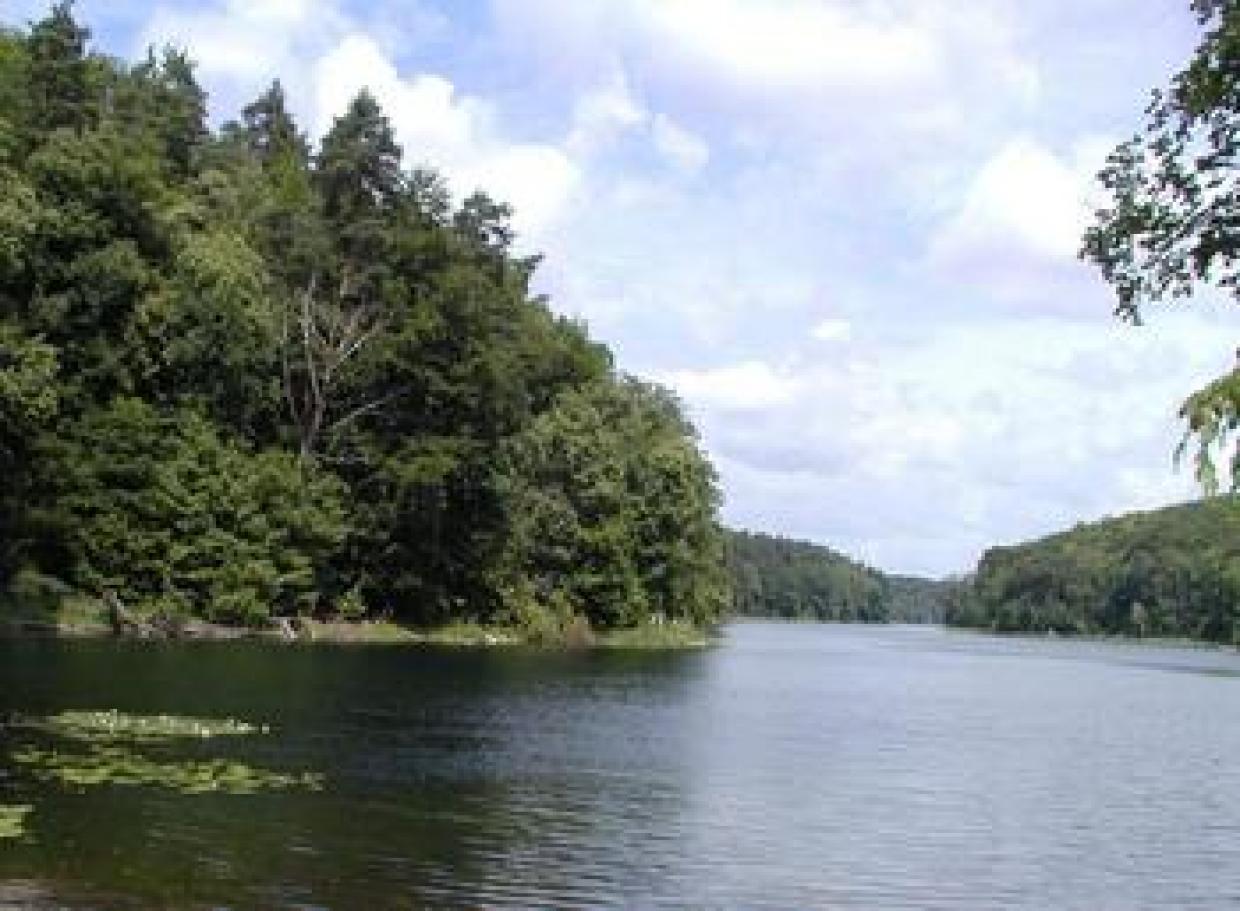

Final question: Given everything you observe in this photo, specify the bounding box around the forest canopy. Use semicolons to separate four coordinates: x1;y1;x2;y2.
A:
0;3;731;633
948;498;1240;642
727;530;951;625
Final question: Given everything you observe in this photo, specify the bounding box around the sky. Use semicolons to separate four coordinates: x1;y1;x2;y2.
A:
7;0;1239;577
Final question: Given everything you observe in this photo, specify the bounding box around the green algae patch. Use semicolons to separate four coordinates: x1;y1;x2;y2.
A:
0;804;32;840
12;745;322;795
4;711;322;798
33;710;264;744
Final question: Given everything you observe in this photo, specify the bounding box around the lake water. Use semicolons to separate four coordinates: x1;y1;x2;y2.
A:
4;622;1240;909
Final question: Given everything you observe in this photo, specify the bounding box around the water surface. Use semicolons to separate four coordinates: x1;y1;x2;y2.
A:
4;623;1240;909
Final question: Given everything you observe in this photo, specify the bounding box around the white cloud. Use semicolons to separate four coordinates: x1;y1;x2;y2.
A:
661;361;802;412
651;113;710;173
926;135;1118;305
314;34;579;240
642;0;941;92
140;3;581;241
490;0;1039;142
138;0;342;89
567;69;648;155
665;315;1237;574
811;318;852;344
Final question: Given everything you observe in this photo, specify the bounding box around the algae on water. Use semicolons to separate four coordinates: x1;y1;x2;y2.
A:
4;710;321;798
12;745;322;795
30;710;266;744
0;804;32;840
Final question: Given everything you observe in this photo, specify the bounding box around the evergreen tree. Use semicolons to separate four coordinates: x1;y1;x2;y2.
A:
0;11;731;635
25;1;92;134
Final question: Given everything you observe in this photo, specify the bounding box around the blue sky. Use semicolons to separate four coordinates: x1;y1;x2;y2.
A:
9;0;1240;576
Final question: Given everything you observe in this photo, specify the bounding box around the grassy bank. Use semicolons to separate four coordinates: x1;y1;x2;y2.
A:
0;582;716;650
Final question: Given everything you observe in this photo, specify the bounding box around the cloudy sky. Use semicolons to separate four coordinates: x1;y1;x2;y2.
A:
10;0;1239;577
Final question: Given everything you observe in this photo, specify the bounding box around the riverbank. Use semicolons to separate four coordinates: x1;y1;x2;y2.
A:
943;623;1240;651
0;596;716;650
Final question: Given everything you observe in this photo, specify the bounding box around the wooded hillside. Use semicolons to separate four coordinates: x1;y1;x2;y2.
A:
727;530;950;624
949;498;1240;642
0;5;730;633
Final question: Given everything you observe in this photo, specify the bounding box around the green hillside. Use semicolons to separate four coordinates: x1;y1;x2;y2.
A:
949;498;1240;642
727;530;950;624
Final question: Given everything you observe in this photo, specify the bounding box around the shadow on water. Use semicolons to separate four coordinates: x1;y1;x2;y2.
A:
0;638;712;909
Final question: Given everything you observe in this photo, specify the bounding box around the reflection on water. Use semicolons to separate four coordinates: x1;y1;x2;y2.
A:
4;624;1240;908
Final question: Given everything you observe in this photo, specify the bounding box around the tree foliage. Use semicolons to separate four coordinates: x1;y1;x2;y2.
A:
948;498;1240;642
1082;0;1240;490
500;379;730;629
726;530;949;624
0;7;730;631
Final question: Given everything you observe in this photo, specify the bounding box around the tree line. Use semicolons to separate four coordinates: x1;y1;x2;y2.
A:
0;4;730;633
727;530;951;624
947;498;1240;641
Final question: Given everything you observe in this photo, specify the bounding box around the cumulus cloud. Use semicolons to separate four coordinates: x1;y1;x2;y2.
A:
665;316;1236;574
926;135;1117;307
139;2;581;241
642;0;941;92
490;0;1039;145
566;69;648;156
811;319;853;344
313;34;580;240
138;0;344;95
651;114;710;173
660;361;802;412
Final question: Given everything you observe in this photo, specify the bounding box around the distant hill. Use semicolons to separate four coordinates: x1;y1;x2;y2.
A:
949;497;1240;642
726;530;951;624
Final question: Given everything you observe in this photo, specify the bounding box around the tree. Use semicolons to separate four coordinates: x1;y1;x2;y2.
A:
280;91;405;462
241;80;309;170
1082;0;1240;491
498;377;729;629
36;400;346;624
315;89;403;277
25;1;92;134
0;323;57;581
131;46;208;178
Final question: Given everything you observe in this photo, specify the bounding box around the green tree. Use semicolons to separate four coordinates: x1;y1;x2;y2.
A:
498;378;729;630
1082;0;1240;490
241;80;309;170
25;1;92;134
131;46;208;178
37;400;345;624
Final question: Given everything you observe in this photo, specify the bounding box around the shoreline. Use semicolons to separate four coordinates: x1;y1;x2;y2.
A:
0;614;718;651
942;623;1240;652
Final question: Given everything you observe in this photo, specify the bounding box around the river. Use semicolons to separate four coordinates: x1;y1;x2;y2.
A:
3;622;1240;909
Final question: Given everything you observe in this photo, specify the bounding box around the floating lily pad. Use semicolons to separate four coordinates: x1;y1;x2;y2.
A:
12;745;322;795
29;710;265;744
4;711;321;798
0;804;32;840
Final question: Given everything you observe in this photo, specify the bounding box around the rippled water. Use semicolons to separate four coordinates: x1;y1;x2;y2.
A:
4;623;1240;908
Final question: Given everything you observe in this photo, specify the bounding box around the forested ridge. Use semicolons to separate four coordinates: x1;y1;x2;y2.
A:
727;530;950;624
0;5;730;635
948;498;1240;641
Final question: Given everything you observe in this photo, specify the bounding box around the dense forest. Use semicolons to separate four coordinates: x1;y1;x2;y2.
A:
727;530;950;624
947;498;1240;641
0;5;731;635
